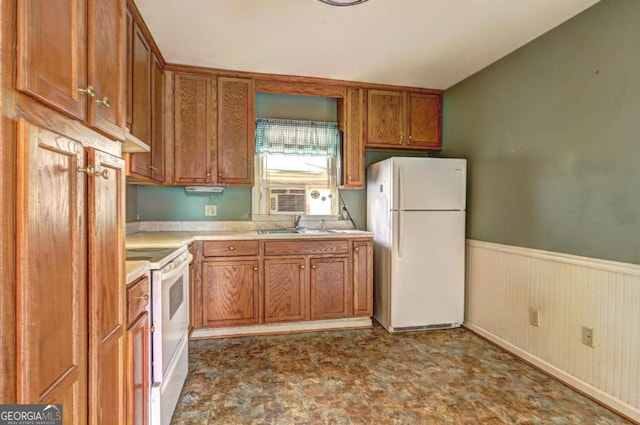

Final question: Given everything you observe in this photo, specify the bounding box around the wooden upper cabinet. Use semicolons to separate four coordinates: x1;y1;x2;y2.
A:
16;0;126;140
16;0;88;120
149;58;165;182
366;89;442;150
129;23;152;148
366;89;405;146
173;73;215;184
217;77;254;186
338;88;366;189
88;0;126;139
406;92;441;149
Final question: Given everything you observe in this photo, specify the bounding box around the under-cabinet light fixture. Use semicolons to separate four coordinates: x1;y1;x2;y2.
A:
184;186;224;194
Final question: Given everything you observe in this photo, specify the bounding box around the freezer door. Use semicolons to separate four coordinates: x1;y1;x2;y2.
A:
392;157;466;211
390;210;465;329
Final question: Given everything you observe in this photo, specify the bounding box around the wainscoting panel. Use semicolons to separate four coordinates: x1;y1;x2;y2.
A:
465;240;640;422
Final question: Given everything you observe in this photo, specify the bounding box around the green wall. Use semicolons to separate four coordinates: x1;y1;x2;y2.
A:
441;0;640;264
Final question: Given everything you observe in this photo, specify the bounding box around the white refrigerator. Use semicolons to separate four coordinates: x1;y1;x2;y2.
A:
367;157;467;332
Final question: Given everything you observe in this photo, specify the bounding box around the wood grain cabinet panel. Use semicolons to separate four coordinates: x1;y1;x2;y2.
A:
88;0;126;139
202;260;260;327
203;240;259;257
366;89;441;150
15;120;88;424
352;240;373;317
126;275;149;425
88;148;126;425
217;77;254;186
366;89;405;146
310;257;350;320
17;0;88;120
406;93;441;149
149;58;165;182
338;88;366;189
173;73;215;184
14;120;126;424
17;0;126;141
264;258;307;323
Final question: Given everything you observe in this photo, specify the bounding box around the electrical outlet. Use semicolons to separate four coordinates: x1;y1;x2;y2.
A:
582;326;594;348
204;205;217;216
529;308;540;327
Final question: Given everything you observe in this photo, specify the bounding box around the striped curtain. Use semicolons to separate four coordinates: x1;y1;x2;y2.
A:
255;118;338;157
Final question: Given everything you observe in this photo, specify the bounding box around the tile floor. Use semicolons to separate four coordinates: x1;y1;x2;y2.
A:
171;325;630;424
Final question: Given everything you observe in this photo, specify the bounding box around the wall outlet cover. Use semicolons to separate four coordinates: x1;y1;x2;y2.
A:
205;205;217;216
582;326;594;348
529;308;540;327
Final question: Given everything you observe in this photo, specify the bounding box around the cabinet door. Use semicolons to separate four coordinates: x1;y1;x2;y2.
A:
217;77;254;186
366;89;405;147
149;57;165;182
406;92;441;149
264;258;307;323
15;119;88;424
16;0;88;120
126;312;149;425
129;22;152;176
341;88;365;189
310;257;350;320
202;260;260;327
174;73;215;184
88;149;126;425
88;0;125;140
352;240;373;317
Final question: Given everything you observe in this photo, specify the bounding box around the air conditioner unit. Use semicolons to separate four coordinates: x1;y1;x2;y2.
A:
269;188;306;214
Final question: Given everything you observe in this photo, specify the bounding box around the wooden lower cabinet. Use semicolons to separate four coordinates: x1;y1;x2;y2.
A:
202;259;260;327
126;275;150;425
352;240;373;317
195;237;373;331
310;257;350;320
263;258;307;323
14;119;126;424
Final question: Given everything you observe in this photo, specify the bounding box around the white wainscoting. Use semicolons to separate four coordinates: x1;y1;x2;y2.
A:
465;240;640;422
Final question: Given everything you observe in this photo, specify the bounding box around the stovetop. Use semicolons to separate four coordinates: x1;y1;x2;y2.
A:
126;246;187;269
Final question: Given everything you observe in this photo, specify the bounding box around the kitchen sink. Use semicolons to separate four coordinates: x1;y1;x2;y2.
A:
257;228;300;234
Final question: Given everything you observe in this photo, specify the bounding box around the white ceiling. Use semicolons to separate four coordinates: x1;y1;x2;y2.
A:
135;0;599;90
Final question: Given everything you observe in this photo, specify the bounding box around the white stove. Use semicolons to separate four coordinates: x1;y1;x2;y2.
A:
126;245;192;425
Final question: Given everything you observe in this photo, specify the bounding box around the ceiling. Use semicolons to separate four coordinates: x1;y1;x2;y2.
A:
135;0;600;90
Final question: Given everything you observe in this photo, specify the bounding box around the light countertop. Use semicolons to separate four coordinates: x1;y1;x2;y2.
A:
126;260;149;284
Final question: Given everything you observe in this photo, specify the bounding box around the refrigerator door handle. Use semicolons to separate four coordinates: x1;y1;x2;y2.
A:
396;163;402;210
397;212;403;258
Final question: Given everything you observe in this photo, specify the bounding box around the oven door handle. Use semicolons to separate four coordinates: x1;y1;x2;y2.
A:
160;253;193;282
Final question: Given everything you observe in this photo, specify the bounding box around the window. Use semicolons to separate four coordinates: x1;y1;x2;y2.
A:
253;118;339;216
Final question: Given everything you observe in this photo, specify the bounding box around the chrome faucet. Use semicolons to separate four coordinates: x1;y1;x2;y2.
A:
294;214;302;229
321;219;326;231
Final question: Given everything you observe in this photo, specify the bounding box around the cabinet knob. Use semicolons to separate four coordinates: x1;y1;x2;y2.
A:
253;267;258;271
148;165;158;171
400;135;404;140
219;172;222;177
348;175;352;180
311;265;316;269
354;247;359;252
78;86;96;97
300;265;305;269
408;135;412;140
229;246;235;250
96;169;110;180
78;165;95;175
149;325;155;333
206;172;211;177
136;294;149;301
95;96;111;108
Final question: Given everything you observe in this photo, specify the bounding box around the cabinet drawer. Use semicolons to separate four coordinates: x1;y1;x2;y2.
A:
264;239;349;256
203;240;259;257
127;276;150;325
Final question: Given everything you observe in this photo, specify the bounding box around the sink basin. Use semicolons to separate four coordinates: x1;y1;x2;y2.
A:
297;229;333;234
257;229;299;234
